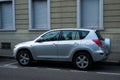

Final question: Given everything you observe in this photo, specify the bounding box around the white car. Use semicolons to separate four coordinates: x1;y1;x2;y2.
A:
13;28;111;70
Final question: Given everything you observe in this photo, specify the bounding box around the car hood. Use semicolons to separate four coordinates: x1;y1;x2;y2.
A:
15;41;34;47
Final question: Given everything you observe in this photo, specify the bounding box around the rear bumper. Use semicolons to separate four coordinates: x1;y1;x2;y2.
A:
92;50;110;62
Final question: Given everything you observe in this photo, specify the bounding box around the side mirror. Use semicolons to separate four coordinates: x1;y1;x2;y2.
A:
36;38;44;42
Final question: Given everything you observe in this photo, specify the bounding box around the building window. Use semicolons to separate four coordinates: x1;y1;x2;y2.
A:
29;0;50;30
0;0;15;30
77;0;103;30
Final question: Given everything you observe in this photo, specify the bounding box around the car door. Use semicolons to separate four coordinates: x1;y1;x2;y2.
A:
32;31;60;60
57;30;79;60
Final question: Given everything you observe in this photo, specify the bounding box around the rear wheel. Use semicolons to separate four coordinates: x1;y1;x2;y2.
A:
73;52;93;70
17;50;33;66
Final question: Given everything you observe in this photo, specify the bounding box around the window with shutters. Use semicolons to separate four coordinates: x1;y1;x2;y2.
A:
77;0;103;30
29;0;50;30
0;0;15;30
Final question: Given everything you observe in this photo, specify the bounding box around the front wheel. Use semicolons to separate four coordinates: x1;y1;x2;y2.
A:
73;52;93;70
17;50;33;66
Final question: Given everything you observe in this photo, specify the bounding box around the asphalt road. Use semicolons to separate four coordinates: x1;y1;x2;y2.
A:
0;58;120;80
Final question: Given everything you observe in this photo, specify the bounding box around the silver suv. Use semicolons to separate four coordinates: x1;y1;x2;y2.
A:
13;28;111;70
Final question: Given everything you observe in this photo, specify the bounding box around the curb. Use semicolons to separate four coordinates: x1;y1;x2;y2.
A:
101;61;120;66
0;56;15;59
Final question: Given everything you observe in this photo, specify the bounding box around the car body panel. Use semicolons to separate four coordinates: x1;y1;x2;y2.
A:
31;41;58;60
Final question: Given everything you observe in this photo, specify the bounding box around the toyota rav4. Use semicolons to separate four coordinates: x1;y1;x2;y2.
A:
13;28;111;70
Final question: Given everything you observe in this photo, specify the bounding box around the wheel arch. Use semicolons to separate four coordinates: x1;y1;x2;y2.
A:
72;50;93;62
16;48;33;59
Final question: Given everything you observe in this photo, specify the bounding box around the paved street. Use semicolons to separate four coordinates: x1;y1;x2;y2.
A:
0;57;120;80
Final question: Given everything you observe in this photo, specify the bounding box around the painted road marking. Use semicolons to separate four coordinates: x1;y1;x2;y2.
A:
4;62;18;67
96;72;120;76
0;62;18;69
70;70;87;73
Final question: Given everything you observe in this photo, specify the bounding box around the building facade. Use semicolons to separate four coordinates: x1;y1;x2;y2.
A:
0;0;120;60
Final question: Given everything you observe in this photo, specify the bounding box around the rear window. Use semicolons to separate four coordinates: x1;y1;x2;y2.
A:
96;31;104;40
80;31;89;39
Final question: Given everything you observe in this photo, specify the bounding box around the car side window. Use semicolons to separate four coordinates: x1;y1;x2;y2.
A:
79;31;89;39
61;31;80;40
41;31;60;42
75;31;80;40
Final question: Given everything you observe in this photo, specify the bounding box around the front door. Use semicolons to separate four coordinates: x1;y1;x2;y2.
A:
32;31;60;60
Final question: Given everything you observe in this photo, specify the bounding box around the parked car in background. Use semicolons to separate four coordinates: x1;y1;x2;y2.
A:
13;28;111;70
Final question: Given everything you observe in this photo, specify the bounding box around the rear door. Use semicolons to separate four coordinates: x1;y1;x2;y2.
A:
57;30;80;60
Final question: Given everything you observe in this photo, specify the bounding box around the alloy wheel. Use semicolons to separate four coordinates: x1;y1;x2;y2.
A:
73;53;93;70
19;53;30;65
76;55;89;69
17;50;32;66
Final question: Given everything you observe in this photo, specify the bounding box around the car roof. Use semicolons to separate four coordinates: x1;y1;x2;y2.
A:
50;28;96;32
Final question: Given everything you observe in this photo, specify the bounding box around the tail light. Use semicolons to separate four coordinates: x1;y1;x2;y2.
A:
93;39;102;47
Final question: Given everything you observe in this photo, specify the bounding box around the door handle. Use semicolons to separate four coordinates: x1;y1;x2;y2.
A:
53;43;56;47
74;42;79;46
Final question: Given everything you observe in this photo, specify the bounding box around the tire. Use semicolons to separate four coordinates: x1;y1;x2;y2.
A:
73;52;93;70
17;50;33;66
